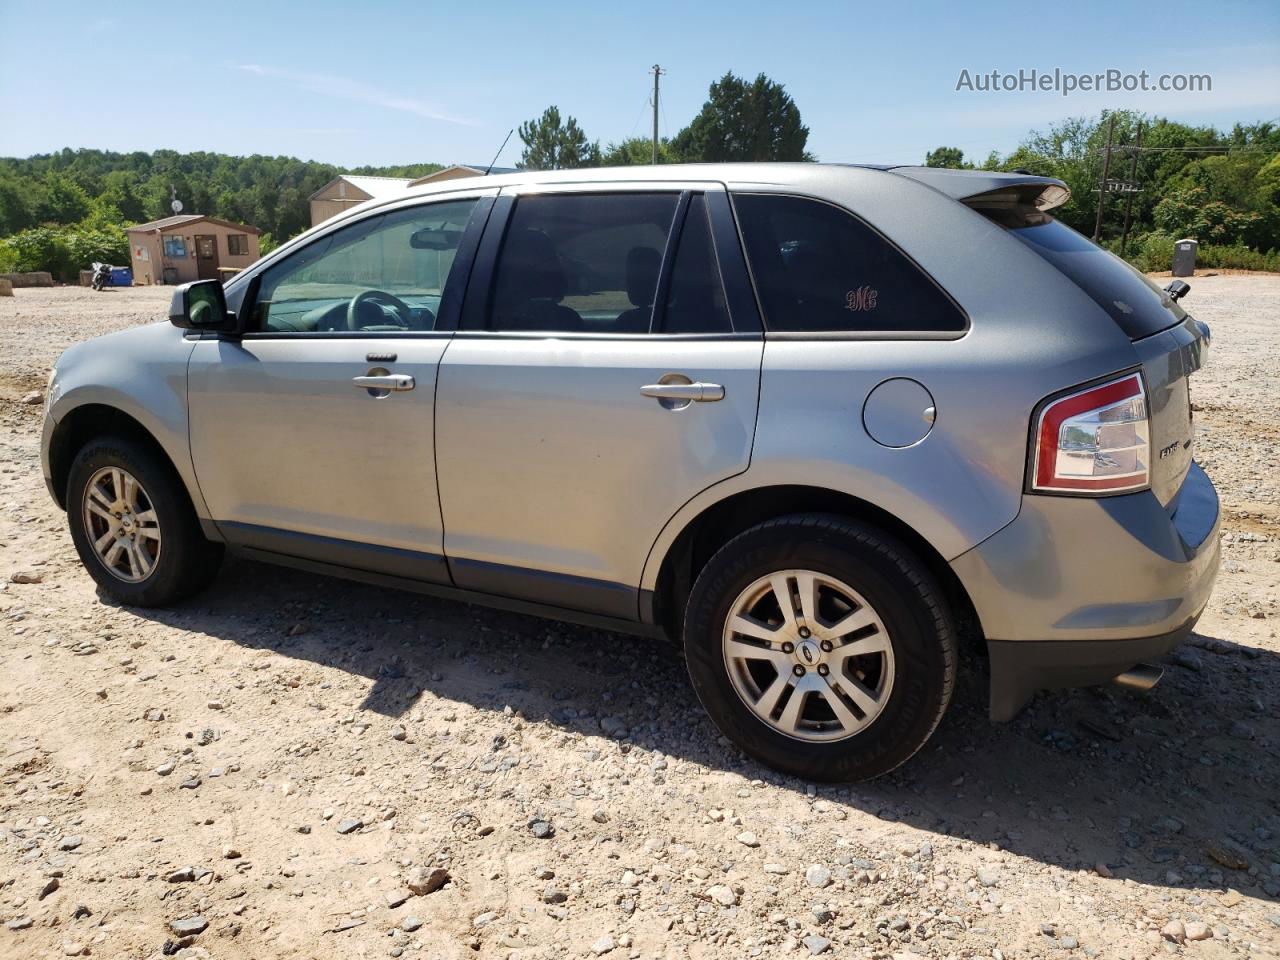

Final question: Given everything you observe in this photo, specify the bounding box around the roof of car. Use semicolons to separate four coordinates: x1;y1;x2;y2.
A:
392;162;1067;206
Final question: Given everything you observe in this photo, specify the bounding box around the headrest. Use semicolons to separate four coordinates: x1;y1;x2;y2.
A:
625;246;662;307
505;229;566;302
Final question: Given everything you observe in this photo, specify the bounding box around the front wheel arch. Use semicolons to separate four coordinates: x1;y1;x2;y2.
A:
49;405;190;512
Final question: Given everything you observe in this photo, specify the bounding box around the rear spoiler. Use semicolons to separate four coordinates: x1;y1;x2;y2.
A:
887;167;1071;212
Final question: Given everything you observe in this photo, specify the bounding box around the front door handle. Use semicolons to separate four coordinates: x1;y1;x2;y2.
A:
352;374;415;392
640;381;725;402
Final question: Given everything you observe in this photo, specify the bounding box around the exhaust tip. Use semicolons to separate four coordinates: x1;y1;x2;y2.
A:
1113;663;1164;693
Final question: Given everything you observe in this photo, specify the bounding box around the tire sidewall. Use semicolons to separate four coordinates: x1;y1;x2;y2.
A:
66;438;208;606
684;519;953;782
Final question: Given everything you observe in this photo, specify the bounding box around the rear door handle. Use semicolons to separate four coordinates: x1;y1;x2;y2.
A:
640;381;725;402
352;374;415;391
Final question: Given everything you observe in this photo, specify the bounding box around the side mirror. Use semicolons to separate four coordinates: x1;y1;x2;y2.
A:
1164;279;1191;302
169;279;239;334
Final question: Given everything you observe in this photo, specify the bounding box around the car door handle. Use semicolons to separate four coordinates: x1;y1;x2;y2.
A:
640;381;725;402
352;374;415;391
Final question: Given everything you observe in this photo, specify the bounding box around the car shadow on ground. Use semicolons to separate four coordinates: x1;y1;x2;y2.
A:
121;556;1280;902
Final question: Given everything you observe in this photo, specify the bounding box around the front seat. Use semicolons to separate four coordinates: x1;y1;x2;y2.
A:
492;229;583;332
614;246;662;333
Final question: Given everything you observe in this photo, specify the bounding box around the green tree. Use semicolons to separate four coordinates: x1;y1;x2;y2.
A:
601;136;674;166
517;106;601;171
97;170;146;223
1153;185;1260;245
35;172;91;224
671;73;810;162
924;146;970;169
348;162;444;179
0;175;36;234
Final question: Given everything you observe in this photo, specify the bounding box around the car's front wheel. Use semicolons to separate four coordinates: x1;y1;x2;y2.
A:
683;514;957;781
66;437;223;607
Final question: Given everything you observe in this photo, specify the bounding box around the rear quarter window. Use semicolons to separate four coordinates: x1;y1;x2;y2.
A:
732;193;966;335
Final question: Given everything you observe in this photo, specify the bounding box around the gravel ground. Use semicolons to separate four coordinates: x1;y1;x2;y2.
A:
0;279;1276;960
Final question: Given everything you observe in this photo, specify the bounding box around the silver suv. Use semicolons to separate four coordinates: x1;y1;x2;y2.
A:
41;164;1219;780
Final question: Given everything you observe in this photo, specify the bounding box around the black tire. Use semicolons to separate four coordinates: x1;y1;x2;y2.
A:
683;514;956;782
66;436;223;607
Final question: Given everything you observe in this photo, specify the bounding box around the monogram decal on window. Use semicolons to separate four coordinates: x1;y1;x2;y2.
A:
845;286;878;312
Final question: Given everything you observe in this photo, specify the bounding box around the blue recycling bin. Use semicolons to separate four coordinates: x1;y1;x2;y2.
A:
109;266;133;287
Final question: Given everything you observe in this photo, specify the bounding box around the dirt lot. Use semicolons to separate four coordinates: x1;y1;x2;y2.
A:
0;280;1277;960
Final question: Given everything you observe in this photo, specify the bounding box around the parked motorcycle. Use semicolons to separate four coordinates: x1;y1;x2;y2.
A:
90;262;112;291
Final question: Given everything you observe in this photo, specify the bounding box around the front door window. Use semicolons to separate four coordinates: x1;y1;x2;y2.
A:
251;199;479;334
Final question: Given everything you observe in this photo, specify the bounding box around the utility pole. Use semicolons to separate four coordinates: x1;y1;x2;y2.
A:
1119;121;1144;258
1092;115;1116;242
650;64;665;164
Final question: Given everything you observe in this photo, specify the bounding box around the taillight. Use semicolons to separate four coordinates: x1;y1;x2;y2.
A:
1032;373;1149;494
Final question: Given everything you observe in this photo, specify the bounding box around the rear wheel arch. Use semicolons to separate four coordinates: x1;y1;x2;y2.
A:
49;405;191;512
648;484;982;648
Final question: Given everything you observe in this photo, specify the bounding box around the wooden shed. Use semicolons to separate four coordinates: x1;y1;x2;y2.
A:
126;215;262;285
407;164;517;187
308;175;413;226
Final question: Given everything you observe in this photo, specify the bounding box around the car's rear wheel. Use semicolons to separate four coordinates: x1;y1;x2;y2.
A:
683;514;956;781
67;437;223;607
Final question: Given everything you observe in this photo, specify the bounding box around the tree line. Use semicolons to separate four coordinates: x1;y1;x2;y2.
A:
516;73;812;169
2;72;1277;280
921;114;1280;270
518;76;1279;269
0;149;445;280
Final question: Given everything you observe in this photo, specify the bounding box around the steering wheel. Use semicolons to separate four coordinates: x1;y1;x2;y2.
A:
347;289;413;330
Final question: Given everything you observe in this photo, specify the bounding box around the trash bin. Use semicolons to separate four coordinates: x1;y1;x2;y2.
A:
109;266;133;287
162;267;179;285
1172;238;1198;277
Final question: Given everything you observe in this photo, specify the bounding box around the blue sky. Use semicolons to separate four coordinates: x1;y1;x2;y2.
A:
2;0;1277;168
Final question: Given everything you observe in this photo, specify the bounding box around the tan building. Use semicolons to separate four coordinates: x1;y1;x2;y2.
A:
407;164;516;187
126;215;262;285
308;168;520;226
308;175;413;226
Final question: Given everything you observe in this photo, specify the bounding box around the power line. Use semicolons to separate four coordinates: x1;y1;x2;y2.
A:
1089;145;1280;155
626;92;651;140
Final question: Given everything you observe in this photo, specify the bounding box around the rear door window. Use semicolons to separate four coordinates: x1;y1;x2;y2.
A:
485;192;680;334
733;193;966;334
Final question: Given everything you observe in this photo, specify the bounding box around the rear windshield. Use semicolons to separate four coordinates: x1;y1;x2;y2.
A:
980;210;1185;340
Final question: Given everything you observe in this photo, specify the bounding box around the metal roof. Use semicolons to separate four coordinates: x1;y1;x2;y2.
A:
309;175;414;201
125;214;261;234
407;164;520;187
125;214;205;233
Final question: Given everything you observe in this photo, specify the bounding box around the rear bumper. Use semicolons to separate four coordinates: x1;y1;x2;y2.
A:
951;461;1220;719
986;618;1196;721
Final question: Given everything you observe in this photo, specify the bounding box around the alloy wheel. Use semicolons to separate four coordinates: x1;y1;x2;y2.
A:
81;466;162;583
721;569;894;742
